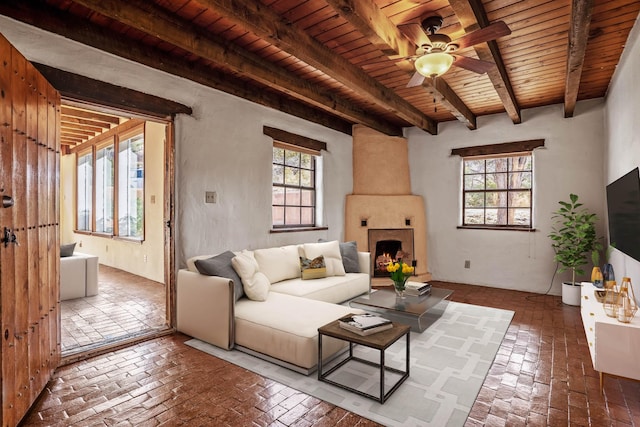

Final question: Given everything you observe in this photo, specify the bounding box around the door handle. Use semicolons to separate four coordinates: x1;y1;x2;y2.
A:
2;195;13;208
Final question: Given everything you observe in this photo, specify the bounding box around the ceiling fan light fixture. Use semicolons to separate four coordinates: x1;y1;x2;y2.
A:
414;52;454;78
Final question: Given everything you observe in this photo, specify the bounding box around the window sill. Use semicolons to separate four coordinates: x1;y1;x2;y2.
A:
457;226;536;232
270;226;328;234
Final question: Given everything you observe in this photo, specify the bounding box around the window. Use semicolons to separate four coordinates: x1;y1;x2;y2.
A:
95;143;114;234
76;122;145;239
118;133;144;238
77;151;93;232
272;144;316;228
462;154;533;228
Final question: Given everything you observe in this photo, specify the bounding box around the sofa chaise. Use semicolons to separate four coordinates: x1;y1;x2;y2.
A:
177;240;370;373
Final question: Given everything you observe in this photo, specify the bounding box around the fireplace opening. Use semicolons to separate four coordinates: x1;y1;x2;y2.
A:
368;228;415;278
374;240;404;277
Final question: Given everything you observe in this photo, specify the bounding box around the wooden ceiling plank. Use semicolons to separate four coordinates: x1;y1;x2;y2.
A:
449;0;522;125
195;0;437;134
60;119;108;133
564;0;595;118
324;0;477;129
60;106;121;124
33;0;402;136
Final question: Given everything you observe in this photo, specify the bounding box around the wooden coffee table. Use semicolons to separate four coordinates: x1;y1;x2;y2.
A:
317;318;410;403
350;287;453;332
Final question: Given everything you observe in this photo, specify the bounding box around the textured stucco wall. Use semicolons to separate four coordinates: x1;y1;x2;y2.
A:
407;100;606;295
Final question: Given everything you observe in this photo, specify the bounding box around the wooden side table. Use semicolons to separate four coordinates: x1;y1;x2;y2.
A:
317;318;410;403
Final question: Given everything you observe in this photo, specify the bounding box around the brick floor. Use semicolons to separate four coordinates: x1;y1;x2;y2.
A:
21;282;640;426
60;265;166;354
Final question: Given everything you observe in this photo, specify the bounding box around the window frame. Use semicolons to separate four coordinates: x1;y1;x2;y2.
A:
271;142;317;229
74;121;146;241
460;153;534;230
451;140;544;232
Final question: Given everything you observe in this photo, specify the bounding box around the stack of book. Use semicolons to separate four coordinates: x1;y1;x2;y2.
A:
405;282;431;296
338;313;392;336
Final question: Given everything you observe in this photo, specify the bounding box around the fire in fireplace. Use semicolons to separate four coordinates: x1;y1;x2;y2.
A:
368;229;415;278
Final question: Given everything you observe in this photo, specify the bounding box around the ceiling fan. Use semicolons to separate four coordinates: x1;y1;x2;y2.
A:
396;16;512;87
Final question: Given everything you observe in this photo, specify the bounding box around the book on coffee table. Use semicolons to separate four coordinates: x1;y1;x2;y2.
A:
404;282;431;296
338;313;393;336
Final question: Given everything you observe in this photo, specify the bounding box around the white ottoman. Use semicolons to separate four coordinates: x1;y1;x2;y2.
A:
60;252;99;300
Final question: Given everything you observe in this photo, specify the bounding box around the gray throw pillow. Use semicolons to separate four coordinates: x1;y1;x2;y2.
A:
195;251;244;301
318;239;361;273
339;241;361;273
60;242;76;257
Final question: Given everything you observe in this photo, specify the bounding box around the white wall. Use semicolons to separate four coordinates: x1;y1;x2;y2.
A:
406;100;606;295
604;14;640;301
0;17;352;271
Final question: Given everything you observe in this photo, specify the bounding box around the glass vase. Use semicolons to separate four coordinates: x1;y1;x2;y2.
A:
393;279;407;298
616;277;638;323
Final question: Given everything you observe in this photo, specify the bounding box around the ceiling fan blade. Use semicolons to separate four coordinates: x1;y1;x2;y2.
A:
452;21;511;49
406;71;426;88
398;23;431;48
452;56;495;74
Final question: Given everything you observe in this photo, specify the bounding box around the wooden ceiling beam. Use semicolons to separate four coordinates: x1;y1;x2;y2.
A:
449;0;522;125
64;0;402;136
196;0;438;135
564;0;595;118
426;78;477;130
323;0;415;58
0;0;357;136
325;0;477;130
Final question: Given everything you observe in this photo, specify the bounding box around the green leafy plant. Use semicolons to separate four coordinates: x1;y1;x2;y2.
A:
549;194;602;285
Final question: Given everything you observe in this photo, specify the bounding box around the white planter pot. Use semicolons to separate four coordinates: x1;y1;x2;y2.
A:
562;282;582;306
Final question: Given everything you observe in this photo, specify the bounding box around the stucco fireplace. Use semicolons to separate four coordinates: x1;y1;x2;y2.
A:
345;125;431;284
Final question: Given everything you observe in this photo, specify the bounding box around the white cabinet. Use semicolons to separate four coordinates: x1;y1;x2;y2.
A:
580;283;640;390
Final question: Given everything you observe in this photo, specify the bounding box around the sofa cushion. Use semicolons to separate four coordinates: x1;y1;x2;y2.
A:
303;241;345;276
270;273;369;304
234;292;363;369
60;242;76;257
231;250;270;301
319;239;361;273
194;251;244;301
300;255;327;280
253;245;301;284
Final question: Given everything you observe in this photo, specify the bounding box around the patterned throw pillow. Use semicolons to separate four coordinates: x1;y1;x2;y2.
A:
300;255;327;280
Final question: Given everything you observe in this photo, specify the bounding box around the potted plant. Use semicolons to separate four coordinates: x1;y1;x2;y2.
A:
549;194;601;305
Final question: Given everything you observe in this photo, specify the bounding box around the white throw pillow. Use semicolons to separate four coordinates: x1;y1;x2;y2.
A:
253;245;301;283
303;240;346;276
231;251;270;301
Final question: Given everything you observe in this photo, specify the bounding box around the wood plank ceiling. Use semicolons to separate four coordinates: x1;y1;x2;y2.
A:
1;0;638;136
60;105;126;148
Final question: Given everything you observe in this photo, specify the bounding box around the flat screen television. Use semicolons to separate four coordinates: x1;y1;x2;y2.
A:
606;167;640;262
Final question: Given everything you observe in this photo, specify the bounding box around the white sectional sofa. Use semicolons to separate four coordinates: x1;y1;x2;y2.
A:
177;241;370;373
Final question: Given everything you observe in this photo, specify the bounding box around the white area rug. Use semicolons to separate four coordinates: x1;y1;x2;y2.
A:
186;301;514;426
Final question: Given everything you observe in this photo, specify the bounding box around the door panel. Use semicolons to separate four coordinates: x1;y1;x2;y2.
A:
0;33;60;426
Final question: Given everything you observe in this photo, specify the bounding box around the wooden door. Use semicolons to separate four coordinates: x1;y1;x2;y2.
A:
0;33;60;426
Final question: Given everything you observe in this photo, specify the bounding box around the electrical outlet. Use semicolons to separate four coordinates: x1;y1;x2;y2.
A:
205;191;217;204
143;255;148;263
464;260;470;269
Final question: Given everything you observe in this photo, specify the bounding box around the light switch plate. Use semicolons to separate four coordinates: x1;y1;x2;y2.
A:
205;191;217;204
